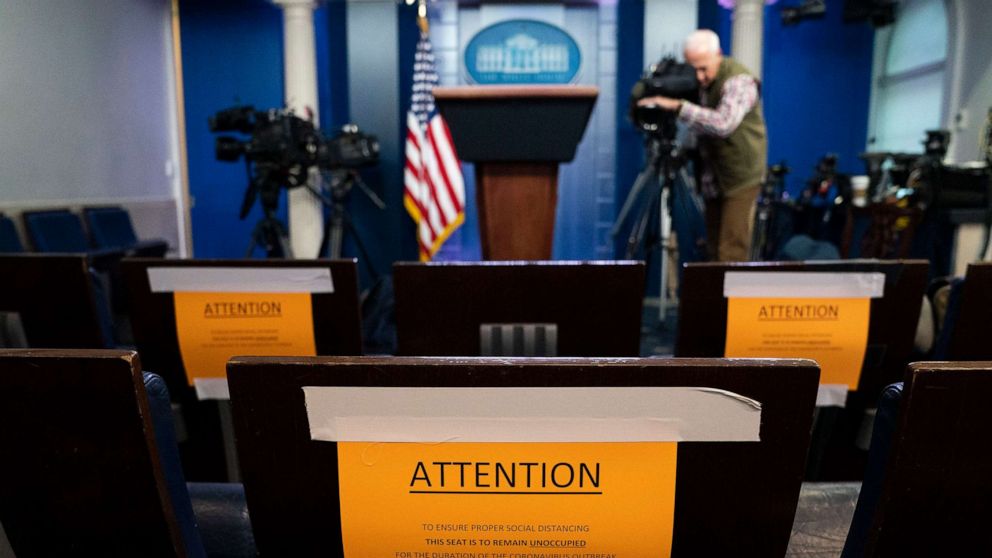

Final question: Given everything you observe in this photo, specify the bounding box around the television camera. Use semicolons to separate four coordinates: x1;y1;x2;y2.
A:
628;56;700;141
209;105;380;258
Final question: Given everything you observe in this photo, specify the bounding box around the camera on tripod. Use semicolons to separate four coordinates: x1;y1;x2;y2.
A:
628;56;700;140
208;105;381;259
209;105;379;210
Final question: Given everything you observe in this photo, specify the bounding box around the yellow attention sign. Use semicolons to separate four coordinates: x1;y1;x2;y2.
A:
337;441;677;558
725;297;870;389
173;292;317;385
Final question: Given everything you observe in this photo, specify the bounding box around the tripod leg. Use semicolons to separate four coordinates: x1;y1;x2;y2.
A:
245;221;263;258
625;179;662;259
318;202;347;259
275;221;293;259
750;207;770;261
659;180;672;320
328;215;345;259
613;164;661;238
341;215;380;280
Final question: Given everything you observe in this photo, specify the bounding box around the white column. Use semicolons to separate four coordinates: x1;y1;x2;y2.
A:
732;0;764;78
273;0;324;259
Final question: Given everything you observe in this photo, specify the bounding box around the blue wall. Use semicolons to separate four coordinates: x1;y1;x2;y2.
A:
613;0;646;258
763;0;875;194
180;0;359;261
699;0;874;195
180;0;286;259
697;0;732;54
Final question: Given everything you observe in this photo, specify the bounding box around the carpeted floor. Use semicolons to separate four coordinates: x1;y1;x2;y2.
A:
640;298;678;356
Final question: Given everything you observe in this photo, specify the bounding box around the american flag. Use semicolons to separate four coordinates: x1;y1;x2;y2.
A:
403;31;465;261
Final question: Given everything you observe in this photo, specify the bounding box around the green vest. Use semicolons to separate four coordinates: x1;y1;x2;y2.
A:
700;57;768;193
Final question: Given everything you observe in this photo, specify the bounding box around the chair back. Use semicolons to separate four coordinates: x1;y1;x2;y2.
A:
0;350;202;556
84;206;138;249
228;356;819;556
930;276;965;359
0;254;113;348
0;214;24;253
22;209;91;252
121;258;362;396
940;263;992;360
677;259;929;399
394;261;645;356
144;371;207;557
843;362;992;556
841;382;902;557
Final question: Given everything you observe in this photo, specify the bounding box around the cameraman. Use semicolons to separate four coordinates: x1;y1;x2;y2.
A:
637;29;767;261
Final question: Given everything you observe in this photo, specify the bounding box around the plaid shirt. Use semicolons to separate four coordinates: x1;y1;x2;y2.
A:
677;74;759;138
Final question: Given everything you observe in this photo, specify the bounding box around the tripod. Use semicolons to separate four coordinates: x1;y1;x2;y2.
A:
244;167;293;259
749;164;790;261
314;170;385;279
612;133;697;320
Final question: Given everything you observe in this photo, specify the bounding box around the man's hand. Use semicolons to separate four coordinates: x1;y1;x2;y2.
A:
636;95;682;112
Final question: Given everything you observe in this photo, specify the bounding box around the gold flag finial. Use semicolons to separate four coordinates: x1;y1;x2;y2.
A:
416;0;429;35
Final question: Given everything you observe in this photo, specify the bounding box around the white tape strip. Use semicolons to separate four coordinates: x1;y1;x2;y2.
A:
816;384;849;408
723;272;885;299
304;386;762;443
194;378;230;401
148;267;334;293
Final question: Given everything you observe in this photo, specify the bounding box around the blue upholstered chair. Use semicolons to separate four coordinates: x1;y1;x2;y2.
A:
144;371;209;556
840;382;902;558
144;372;257;558
0;214;24;253
84;206;169;256
20;209;126;275
22;209;139;338
0;254;116;348
930;276;967;360
21;209;91;252
0;351;255;557
841;361;992;556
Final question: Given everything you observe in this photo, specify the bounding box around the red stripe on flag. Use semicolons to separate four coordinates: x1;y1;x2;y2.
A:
426;122;463;214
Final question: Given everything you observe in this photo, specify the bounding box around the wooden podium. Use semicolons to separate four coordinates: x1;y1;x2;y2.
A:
433;85;598;260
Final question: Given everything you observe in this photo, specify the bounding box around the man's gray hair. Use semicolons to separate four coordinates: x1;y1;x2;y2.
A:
684;29;721;55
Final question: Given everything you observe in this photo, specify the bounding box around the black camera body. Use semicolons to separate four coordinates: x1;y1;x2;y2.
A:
321;124;379;170
629;57;700;139
209;105;380;221
210;105;379;175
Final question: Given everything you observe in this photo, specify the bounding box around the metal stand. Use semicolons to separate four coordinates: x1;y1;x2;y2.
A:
305;170;385;283
750;166;789;261
245;188;293;259
612;134;692;321
240;163;294;259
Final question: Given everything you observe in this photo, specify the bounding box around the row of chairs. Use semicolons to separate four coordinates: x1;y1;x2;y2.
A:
0;206;168;256
0;351;254;558
2;255;991;555
0;207;170;347
1;351;988;556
